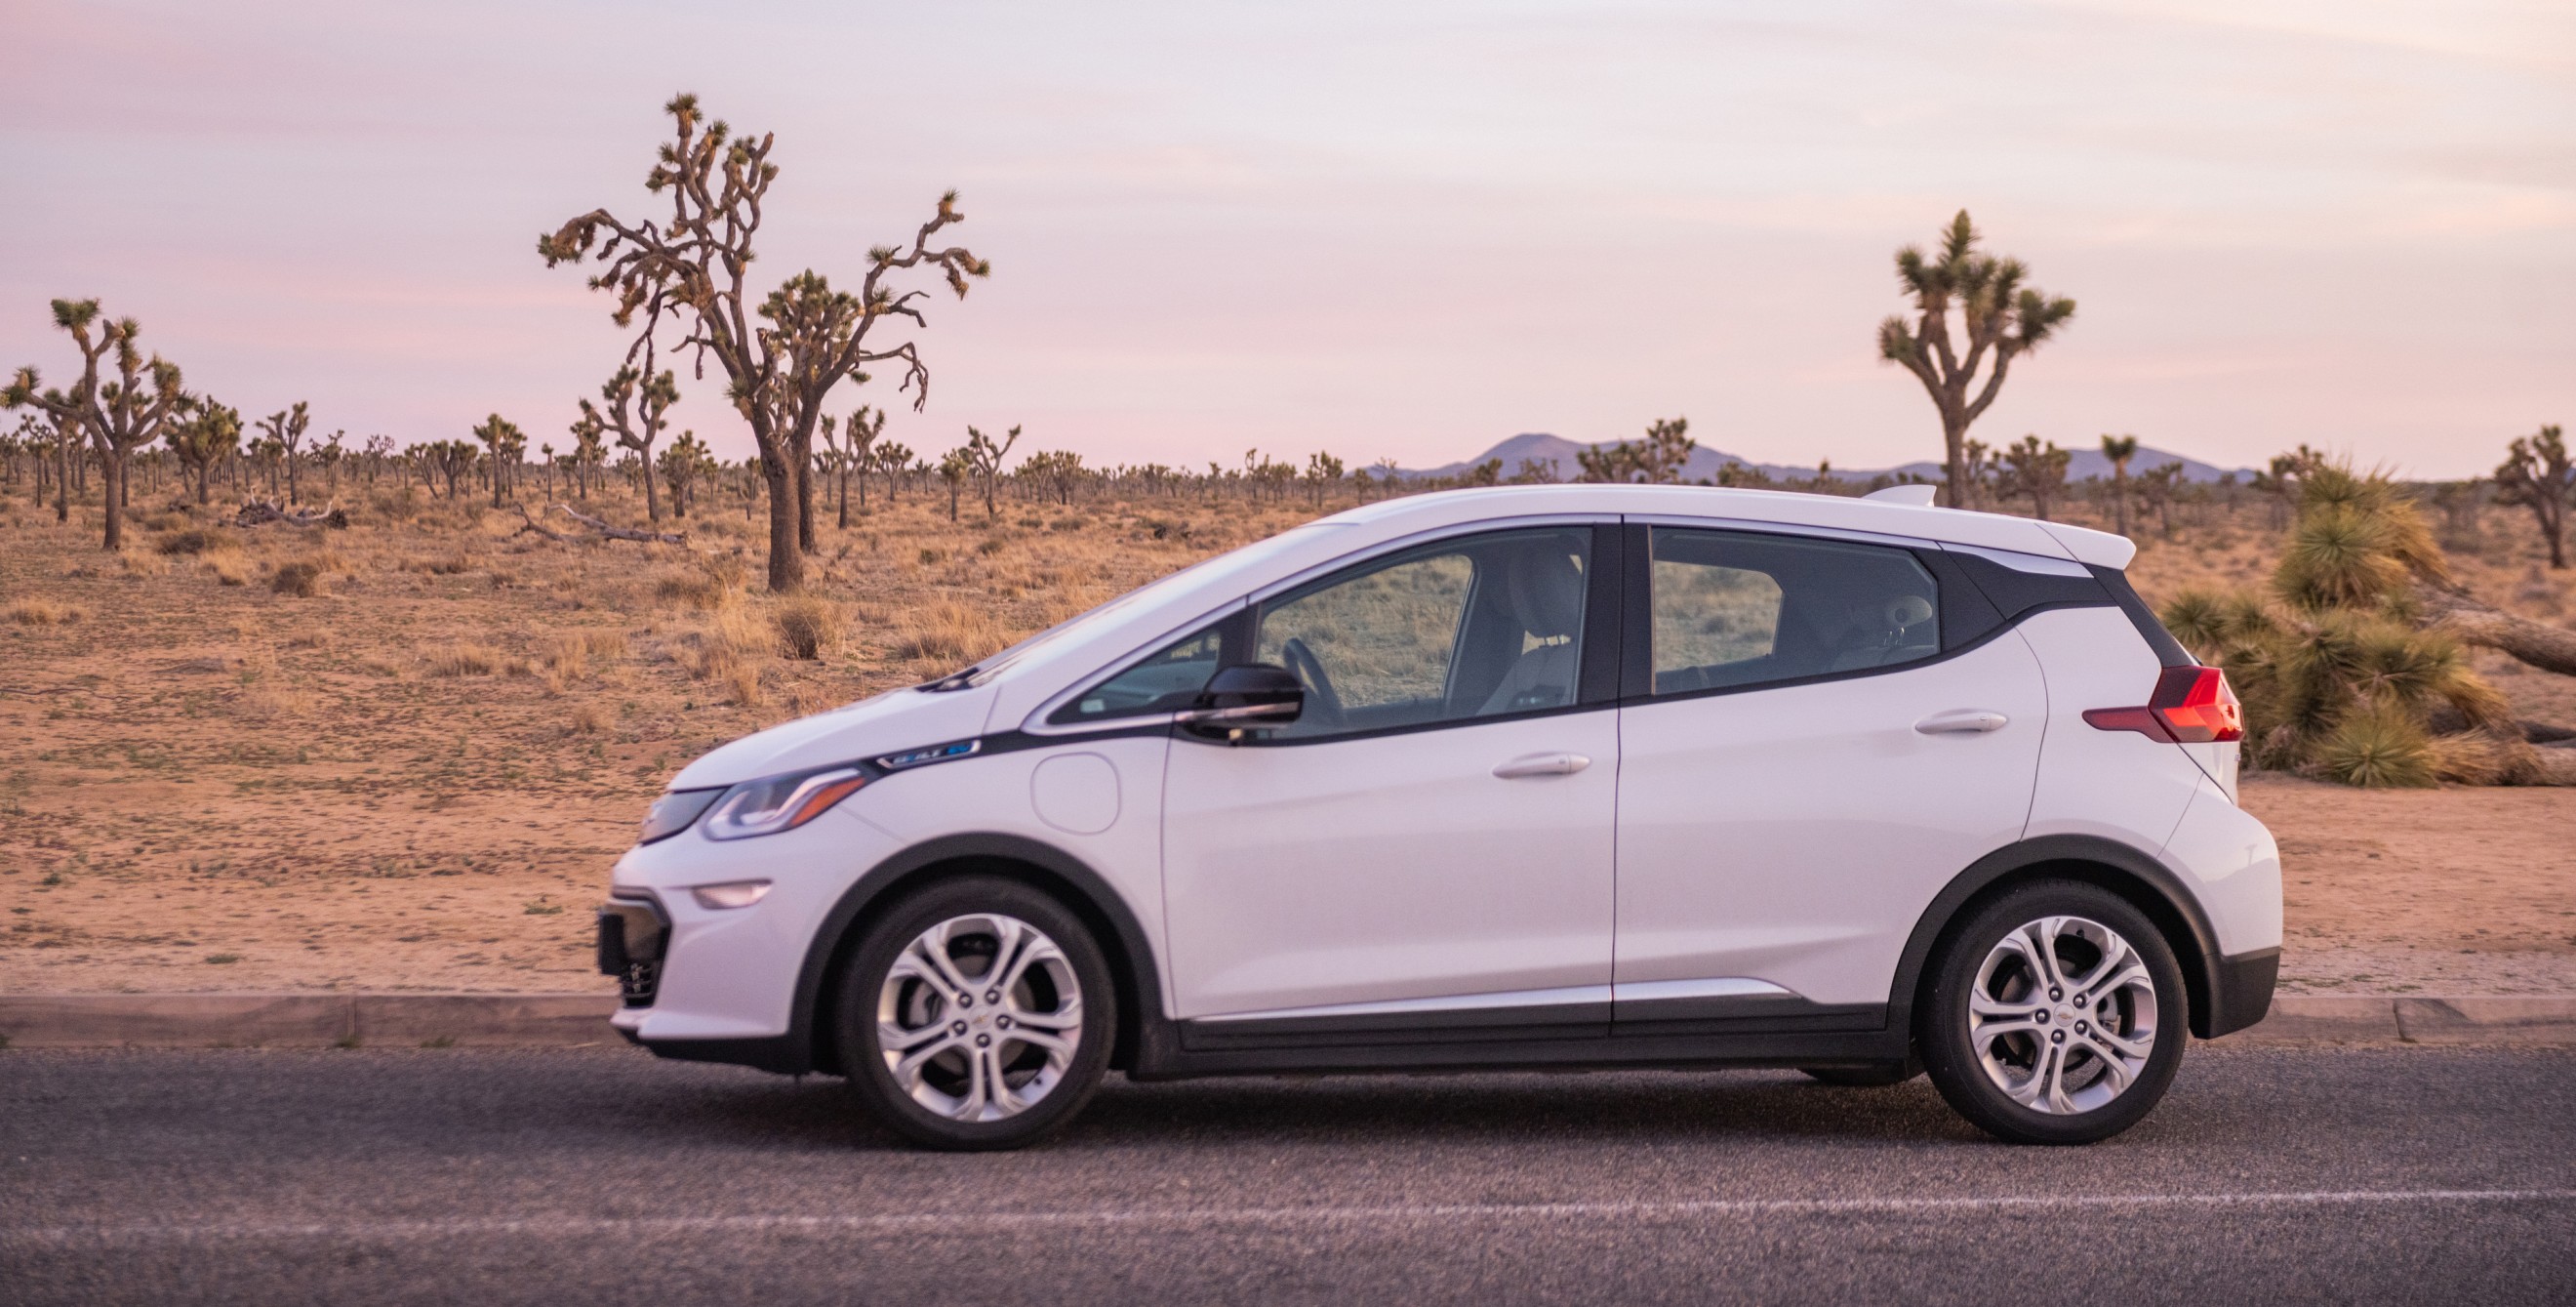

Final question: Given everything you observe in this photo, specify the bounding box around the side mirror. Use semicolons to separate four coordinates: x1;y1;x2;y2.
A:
1176;663;1303;729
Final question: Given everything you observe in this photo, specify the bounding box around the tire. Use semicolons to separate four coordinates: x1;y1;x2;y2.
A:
836;876;1116;1151
1916;880;2189;1145
1799;1058;1920;1088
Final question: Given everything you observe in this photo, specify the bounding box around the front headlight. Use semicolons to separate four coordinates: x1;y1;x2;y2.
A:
701;765;869;841
640;788;725;844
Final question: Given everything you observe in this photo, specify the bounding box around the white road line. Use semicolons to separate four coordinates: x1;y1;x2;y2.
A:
9;1189;2574;1245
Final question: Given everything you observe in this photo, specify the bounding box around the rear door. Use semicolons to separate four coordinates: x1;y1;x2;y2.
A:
1610;522;2048;1022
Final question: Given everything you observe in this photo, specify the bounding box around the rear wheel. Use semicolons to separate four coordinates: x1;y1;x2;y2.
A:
1917;880;2187;1145
836;877;1115;1151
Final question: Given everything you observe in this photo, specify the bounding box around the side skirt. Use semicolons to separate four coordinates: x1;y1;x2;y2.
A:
1143;1002;1900;1080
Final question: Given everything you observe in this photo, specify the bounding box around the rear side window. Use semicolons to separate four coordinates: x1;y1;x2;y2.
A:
1649;528;1938;695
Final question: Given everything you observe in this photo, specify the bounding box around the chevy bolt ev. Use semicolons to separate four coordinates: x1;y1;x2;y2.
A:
598;485;2279;1149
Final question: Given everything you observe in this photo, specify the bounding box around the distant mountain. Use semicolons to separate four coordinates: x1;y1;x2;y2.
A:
1409;433;2251;486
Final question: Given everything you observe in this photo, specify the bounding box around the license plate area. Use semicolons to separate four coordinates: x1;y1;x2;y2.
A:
595;897;669;1008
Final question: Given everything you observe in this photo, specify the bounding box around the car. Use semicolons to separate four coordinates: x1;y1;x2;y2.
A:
596;483;2280;1149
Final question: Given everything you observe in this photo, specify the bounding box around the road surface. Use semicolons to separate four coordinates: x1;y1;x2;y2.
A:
4;1044;2571;1304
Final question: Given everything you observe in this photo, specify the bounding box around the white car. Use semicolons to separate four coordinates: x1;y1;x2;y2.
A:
598;484;2279;1149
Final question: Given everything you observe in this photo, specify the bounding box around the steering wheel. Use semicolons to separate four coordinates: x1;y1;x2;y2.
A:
1279;637;1343;731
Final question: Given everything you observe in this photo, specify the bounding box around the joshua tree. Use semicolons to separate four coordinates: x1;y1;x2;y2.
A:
659;430;712;517
256;402;311;505
472;415;526;506
5;301;193;551
2495;424;2571;569
1999;435;2070;520
1304;451;1345;508
2099;433;2139;536
577;365;679;521
874;440;912;506
362;434;395;485
837;404;884;521
1875;213;2076;510
166;399;242;505
421;439;477;500
14;409;76;521
2135;462;2183;539
962;425;1018;518
1575;416;1694;484
539;93;989;591
938;446;971;522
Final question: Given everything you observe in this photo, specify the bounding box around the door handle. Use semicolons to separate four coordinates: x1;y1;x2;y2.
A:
1493;753;1590;778
1914;709;2009;734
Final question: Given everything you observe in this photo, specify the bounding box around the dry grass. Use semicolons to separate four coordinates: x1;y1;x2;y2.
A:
8;597;85;626
205;554;251;587
891;599;1004;666
539;629;630;680
155;529;239;556
564;701;614;736
423;642;503;677
655;555;746;611
671;605;776;678
285;628;333;650
117;550;172;578
772;595;846;661
723;660;764;708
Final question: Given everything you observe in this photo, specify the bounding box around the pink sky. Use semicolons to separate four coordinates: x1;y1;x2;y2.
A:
4;1;2569;478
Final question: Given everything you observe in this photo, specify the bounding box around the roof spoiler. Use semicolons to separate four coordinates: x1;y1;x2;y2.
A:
1863;484;1939;507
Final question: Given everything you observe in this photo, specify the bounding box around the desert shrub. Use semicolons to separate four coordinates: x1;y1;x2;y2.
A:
672;606;774;678
272;560;326;597
234;685;315;722
118;550;172;578
414;553;475;575
423;642;503;676
285;628;333;649
723;660;764;707
654;555;745;611
771;596;846;660
976;538;1007;556
892;600;1003;666
156;529;237;556
541;629;628;679
206;555;252;586
565;702;613;735
916;547;946;566
2162;458;2513;786
7;598;84;626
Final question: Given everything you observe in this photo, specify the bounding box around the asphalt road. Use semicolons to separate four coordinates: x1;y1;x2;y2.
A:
4;1044;2572;1305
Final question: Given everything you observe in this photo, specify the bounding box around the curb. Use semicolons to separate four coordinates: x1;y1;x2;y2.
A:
0;993;621;1049
2;993;2573;1050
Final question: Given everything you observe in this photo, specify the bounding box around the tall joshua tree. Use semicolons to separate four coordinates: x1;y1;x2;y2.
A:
2100;433;2139;536
4;300;192;551
962;424;1019;518
1876;213;2076;510
577;365;679;521
539;93;989;591
2495;424;2571;569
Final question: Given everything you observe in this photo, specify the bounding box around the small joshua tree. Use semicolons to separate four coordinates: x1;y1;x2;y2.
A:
166;399;242;505
938;446;971;521
660;430;712;517
256;402;311;505
578;365;679;521
874;440;913;506
539;93;988;591
472;415;526;507
1876;213;2076;509
1576;417;1693;484
2495;424;2572;569
2099;433;2139;536
5;300;192;550
962;425;1018;518
1999;435;2070;520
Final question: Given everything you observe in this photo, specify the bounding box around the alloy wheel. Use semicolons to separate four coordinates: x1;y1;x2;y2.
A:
1967;914;2159;1115
876;913;1084;1123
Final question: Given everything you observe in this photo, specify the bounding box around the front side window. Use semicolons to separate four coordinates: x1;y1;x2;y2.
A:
1050;626;1226;724
1255;527;1593;739
1650;527;1937;695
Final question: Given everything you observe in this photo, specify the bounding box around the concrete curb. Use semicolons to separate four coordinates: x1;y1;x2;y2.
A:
0;993;621;1049
1;993;2573;1050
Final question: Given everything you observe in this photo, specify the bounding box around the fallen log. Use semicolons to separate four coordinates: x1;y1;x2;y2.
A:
512;505;576;543
234;499;346;529
2415;583;2576;677
550;503;685;545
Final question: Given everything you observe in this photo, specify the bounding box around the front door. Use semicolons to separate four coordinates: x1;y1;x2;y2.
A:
1162;524;1620;1024
1612;524;2047;1018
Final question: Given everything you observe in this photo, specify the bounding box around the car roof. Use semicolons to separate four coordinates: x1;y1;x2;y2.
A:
981;484;2132;731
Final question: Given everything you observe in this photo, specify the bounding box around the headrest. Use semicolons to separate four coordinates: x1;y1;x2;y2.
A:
1505;548;1585;639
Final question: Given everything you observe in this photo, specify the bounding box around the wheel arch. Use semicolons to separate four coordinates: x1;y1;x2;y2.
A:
790;832;1171;1078
1888;835;2225;1041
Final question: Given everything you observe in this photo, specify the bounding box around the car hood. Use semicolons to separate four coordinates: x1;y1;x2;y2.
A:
664;682;999;792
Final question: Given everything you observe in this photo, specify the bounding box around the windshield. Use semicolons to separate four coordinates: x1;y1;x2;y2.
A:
922;521;1348;689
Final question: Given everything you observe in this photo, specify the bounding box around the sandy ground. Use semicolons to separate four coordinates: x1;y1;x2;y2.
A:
4;483;2573;997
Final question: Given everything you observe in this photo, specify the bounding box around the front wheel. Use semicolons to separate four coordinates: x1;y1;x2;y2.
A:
1917;881;2188;1145
836;877;1116;1151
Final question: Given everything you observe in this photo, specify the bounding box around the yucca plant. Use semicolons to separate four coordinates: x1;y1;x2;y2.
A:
2161;457;2520;787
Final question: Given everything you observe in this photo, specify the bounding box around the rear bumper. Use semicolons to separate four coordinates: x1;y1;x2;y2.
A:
2203;946;2280;1039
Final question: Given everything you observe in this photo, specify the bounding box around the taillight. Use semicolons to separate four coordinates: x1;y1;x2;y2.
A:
2083;666;2242;744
